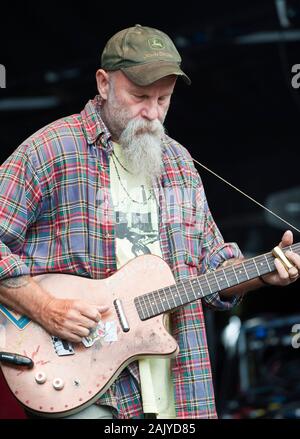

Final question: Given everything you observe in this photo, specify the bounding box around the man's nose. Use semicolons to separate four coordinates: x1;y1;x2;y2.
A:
141;101;160;121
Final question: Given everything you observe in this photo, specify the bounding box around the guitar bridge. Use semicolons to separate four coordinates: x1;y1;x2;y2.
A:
51;336;75;356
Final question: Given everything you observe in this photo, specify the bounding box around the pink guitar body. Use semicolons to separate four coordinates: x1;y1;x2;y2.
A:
0;255;179;417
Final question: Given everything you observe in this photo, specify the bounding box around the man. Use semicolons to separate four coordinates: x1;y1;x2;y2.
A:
0;24;299;419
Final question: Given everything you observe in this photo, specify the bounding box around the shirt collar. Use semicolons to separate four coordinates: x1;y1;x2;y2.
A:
80;95;113;154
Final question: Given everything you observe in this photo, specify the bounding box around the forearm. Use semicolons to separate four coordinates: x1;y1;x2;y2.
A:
0;275;109;343
0;275;51;322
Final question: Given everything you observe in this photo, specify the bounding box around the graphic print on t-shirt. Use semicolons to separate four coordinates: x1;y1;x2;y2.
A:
114;185;159;257
109;143;162;269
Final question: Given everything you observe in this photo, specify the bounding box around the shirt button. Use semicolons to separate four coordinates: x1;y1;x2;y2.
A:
105;233;111;238
105;268;111;274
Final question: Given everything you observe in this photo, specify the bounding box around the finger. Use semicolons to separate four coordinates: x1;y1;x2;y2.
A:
274;258;290;282
283;251;299;279
287;263;298;278
74;302;108;322
279;230;293;248
72;314;100;330
285;251;300;269
76;325;91;337
97;305;110;315
68;333;83;343
63;321;91;338
82;305;110;322
53;329;82;343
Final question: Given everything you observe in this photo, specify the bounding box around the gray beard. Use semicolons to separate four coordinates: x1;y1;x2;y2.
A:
100;85;166;184
118;118;165;185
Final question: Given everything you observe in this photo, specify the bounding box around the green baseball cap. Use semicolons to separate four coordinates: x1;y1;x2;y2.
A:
101;24;191;86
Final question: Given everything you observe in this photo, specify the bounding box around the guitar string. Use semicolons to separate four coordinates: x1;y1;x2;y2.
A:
102;158;300;320
110;154;300;318
115;242;300;313
109;243;300;320
119;242;299;312
144;244;299;319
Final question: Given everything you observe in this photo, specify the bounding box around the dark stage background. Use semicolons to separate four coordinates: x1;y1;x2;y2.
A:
1;0;300;419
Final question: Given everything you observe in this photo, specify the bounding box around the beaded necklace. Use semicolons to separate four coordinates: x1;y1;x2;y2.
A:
111;151;154;205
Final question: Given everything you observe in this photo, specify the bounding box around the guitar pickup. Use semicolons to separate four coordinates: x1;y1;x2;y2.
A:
51;336;75;356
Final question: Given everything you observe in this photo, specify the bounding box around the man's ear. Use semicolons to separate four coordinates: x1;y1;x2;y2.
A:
96;69;110;100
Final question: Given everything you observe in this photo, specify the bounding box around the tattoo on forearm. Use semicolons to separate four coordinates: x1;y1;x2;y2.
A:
0;276;30;289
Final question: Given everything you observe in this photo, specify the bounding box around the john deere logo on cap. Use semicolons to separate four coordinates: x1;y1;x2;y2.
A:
148;37;165;50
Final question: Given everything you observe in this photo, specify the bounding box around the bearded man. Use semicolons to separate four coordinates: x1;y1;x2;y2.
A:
0;25;299;419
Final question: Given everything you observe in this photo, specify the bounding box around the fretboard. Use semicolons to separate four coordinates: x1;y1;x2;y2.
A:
134;242;300;321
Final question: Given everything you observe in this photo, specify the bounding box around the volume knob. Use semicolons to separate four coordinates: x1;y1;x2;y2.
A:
52;378;64;390
35;372;47;384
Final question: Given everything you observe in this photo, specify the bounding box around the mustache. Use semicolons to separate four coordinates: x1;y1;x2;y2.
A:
128;118;164;136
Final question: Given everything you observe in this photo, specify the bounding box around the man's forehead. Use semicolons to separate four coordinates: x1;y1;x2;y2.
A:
112;70;176;91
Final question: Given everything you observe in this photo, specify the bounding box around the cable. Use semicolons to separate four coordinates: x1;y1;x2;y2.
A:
192;156;300;234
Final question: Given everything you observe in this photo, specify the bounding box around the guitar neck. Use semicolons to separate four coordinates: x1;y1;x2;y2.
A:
135;242;300;321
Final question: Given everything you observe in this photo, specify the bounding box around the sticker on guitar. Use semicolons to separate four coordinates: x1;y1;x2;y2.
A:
0;304;31;330
51;320;119;355
82;320;118;347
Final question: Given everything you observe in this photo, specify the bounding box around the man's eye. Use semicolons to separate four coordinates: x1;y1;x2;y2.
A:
159;97;168;103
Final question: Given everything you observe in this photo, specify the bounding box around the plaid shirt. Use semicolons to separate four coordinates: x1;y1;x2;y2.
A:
0;96;242;418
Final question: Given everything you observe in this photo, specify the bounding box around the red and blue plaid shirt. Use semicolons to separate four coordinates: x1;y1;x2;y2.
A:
0;96;242;418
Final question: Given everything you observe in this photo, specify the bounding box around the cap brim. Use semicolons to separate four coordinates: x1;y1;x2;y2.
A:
121;61;191;86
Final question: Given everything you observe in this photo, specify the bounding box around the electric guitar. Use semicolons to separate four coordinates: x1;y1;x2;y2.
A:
0;243;299;417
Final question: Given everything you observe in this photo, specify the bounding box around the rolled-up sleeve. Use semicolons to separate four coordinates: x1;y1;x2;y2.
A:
0;145;41;279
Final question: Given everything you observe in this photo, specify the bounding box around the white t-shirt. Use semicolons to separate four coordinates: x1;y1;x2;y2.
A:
109;142;176;418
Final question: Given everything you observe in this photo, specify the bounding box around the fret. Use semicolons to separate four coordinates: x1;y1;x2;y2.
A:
188;277;201;298
136;242;300;320
222;268;230;287
191;279;200;299
156;289;166;314
173;284;184;306
253;257;260;276
181;282;190;302
146;292;156;317
231;265;239;283
189;277;203;298
242;262;250;280
246;259;254;277
207;272;219;292
191;279;199;296
200;275;213;295
153;291;162;315
159;290;166;305
235;264;248;283
192;278;203;298
135;298;145;320
256;256;267;275
158;287;172;311
169;284;182;308
140;294;150;320
214;270;229;290
213;271;221;290
264;254;272;272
